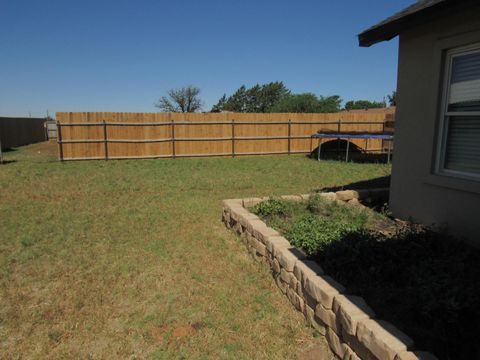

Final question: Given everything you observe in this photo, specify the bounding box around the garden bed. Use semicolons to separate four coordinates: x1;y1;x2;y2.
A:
223;192;480;360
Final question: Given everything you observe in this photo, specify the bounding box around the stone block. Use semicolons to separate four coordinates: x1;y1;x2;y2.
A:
357;319;414;360
246;219;268;234
249;236;266;256
304;275;345;310
239;212;260;228
333;295;375;336
275;247;305;272
240;230;250;245
303;288;318;309
280;195;303;202
295;278;304;298
271;258;281;274
252;225;280;244
342;329;376;360
280;268;294;284
287;287;305;312
326;327;345;359
315;303;341;334
347;198;361;206
304;304;327;335
319;192;337;201
335;190;359;201
233;221;243;235
342;344;361;360
289;276;299;292
299;193;311;201
275;275;288;294
242;197;264;208
265;236;291;255
229;205;249;222
222;199;242;209
222;210;231;223
294;260;325;286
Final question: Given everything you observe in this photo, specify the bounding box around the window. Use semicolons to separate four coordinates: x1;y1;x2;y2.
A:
437;44;480;179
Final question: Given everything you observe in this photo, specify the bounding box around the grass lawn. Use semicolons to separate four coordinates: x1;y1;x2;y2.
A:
0;142;390;359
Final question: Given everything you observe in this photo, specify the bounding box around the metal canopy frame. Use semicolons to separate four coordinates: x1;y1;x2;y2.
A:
312;132;394;163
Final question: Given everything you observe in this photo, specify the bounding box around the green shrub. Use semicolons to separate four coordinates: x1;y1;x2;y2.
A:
307;193;330;215
252;198;291;217
286;213;367;256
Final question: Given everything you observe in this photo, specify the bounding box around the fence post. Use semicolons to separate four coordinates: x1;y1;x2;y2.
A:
382;117;386;154
231;118;235;157
287;119;291;155
171;116;176;159
57;122;64;161
0;134;3;164
103;120;108;160
337;119;341;158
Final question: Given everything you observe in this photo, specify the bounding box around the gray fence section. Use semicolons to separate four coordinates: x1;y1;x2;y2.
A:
46;120;57;139
0;117;47;150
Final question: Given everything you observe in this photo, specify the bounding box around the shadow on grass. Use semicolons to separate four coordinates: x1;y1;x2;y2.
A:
313;229;480;360
0;160;17;165
1;148;18;153
316;175;391;194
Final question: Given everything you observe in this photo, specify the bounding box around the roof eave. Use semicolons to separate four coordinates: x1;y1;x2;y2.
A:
358;0;477;47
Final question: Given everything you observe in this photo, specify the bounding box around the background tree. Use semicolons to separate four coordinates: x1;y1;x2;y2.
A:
211;82;290;112
387;91;397;106
269;93;342;113
316;95;342;113
210;94;227;112
156;85;203;112
344;99;386;111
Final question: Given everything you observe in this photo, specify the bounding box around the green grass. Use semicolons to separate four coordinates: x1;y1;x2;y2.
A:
0;142;390;359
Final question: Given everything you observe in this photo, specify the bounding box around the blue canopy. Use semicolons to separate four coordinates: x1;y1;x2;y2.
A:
312;132;393;140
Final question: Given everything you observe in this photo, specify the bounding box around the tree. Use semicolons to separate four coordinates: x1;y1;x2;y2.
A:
387;91;396;106
317;95;343;113
156;85;203;112
210;82;290;113
344;99;386;111
211;94;227;113
269;93;342;113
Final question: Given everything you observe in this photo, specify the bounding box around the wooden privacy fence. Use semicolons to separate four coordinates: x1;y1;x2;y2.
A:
56;112;392;161
0;117;47;151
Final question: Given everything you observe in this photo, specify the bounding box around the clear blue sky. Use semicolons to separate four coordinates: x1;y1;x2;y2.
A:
0;0;414;117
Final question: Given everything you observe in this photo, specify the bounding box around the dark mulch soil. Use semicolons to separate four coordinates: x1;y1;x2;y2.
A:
315;229;480;360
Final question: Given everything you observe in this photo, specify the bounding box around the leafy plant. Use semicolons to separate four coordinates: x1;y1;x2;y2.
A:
252;198;291;217
306;193;330;215
286;210;367;256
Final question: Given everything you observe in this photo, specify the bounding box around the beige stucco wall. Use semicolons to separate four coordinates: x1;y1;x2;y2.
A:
391;8;480;245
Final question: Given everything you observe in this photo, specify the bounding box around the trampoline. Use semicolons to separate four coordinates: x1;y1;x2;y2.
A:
311;131;394;163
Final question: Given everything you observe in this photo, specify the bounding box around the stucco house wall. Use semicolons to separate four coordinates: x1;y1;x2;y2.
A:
390;7;480;245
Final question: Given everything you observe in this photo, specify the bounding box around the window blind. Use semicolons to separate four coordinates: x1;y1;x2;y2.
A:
444;116;480;174
441;49;480;177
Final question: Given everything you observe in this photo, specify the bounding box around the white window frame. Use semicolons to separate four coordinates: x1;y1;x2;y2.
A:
435;43;480;181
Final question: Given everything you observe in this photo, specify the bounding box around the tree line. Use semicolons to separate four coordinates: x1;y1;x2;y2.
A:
155;83;396;113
